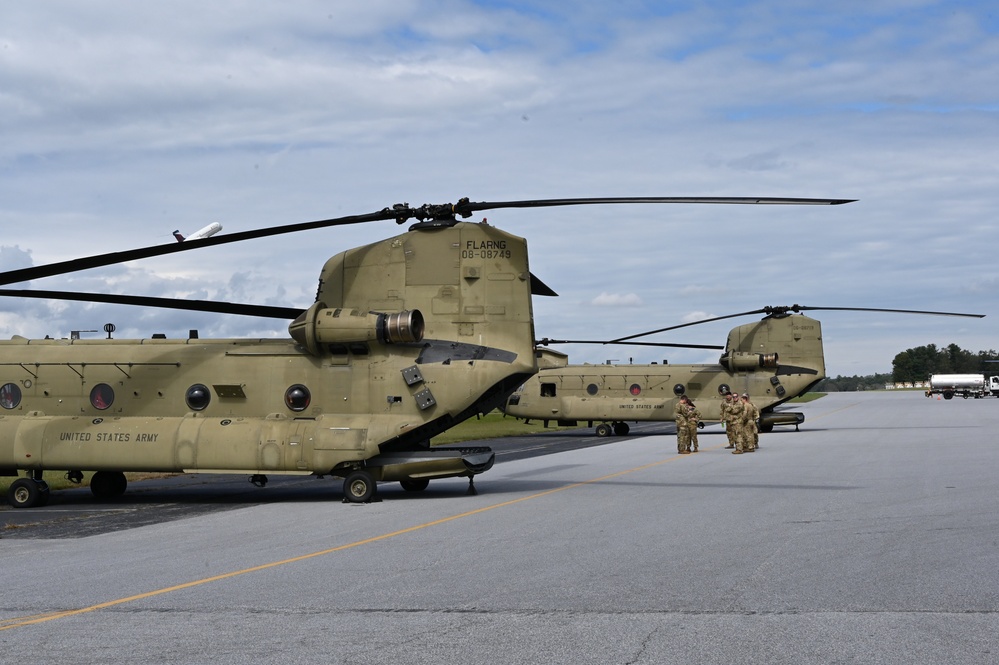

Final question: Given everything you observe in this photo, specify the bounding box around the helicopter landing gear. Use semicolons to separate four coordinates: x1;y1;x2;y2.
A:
400;478;430;492
90;471;127;500
343;469;377;503
595;423;613;437
613;422;630;436
249;474;268;487
7;476;50;508
65;470;84;484
467;475;477;496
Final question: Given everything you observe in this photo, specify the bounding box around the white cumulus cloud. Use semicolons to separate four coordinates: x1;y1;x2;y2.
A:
591;292;644;307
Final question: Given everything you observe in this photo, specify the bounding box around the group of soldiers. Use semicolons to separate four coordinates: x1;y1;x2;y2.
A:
673;392;759;454
721;391;759;454
673;395;700;454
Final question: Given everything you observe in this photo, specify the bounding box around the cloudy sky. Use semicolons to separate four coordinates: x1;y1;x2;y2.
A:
2;1;997;376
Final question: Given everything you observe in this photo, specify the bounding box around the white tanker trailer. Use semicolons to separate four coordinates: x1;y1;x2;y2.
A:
925;374;999;399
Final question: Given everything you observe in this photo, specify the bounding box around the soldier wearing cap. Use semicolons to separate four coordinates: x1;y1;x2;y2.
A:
741;393;760;451
687;397;701;452
721;392;736;449
728;392;746;454
674;395;693;454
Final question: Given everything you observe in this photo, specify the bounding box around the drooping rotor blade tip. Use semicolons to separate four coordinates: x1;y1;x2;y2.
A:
456;197;857;213
0;289;304;320
779;305;985;319
535;337;723;350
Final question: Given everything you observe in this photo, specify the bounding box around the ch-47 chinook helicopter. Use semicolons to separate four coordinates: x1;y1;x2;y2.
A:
503;305;984;436
0;196;854;508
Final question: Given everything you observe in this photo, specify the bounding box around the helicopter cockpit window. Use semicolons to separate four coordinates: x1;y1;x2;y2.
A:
185;384;211;411
90;383;115;410
541;383;557;397
285;384;311;412
0;382;21;409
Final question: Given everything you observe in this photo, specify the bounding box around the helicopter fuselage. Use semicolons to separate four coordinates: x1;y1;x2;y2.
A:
1;220;540;505
0;335;525;476
504;314;826;436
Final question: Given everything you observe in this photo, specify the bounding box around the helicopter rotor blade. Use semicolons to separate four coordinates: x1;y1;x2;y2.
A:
773;304;986;318
536;338;724;350
0;208;403;287
0;196;855;288
0;289;304;320
457;196;856;215
609;309;771;343
610;304;985;344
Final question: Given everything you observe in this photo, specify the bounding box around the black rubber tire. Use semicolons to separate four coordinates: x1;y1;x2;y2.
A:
343;470;376;503
8;478;49;508
400;478;430;492
90;471;128;499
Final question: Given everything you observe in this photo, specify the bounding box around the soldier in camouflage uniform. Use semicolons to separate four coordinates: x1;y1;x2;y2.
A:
741;393;760;451
728;392;746;454
721;392;736;449
688;398;701;452
674;395;694;454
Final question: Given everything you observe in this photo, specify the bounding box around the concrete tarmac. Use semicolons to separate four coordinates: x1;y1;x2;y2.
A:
2;391;998;664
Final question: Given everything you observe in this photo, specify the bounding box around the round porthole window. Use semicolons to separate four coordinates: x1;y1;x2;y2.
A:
630;384;642;396
90;383;115;410
185;384;211;411
718;384;731;395
673;383;686;396
586;383;599;396
0;382;21;409
285;384;311;412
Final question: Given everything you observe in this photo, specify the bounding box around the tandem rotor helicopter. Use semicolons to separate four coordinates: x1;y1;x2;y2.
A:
0;196;854;508
503;305;985;436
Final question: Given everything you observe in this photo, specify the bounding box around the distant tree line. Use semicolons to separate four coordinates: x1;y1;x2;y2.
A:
810;344;999;392
892;343;999;383
814;373;893;392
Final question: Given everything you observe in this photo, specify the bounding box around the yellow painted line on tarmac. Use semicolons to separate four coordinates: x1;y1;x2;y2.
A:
0;610;70;627
1;448;696;632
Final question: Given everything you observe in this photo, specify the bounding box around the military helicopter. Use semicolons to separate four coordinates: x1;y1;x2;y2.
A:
503;305;984;435
0;197;853;508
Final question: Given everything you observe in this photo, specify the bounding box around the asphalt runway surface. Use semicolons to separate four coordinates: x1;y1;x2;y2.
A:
2;391;998;664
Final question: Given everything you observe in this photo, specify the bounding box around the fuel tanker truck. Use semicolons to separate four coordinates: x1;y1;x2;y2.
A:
925;374;999;399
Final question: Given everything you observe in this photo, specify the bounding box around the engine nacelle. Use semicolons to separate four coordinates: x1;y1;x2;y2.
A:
721;352;779;371
288;302;424;356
